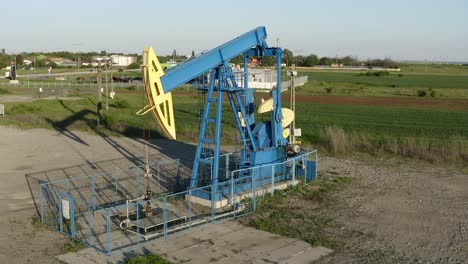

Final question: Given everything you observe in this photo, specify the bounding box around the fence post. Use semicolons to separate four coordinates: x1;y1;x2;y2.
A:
136;168;141;197
188;188;192;230
88;204;93;246
106;208;112;255
271;165;275;196
230;172;235;205
163;197;168;239
211;184;215;223
70;196;76;239
225;154;229;180
59;193;64;233
136;202;140;245
252;171;256;211
40;185;44;223
292;160;296;183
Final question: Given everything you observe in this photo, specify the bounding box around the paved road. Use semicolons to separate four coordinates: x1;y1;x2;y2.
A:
0;69;140;80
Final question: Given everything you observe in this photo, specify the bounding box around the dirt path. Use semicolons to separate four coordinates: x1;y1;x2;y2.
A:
171;92;468;111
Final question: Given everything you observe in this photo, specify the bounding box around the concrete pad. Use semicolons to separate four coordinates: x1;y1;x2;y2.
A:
56;221;332;264
282;246;334;264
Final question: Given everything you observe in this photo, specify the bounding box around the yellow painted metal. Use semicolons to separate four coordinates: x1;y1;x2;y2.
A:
257;97;274;113
281;108;295;128
137;47;176;140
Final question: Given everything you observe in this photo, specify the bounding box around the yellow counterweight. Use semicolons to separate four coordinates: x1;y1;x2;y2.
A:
136;47;177;140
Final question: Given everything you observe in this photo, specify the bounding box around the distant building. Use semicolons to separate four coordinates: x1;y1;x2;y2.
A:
48;57;77;67
110;55;137;67
331;63;344;68
91;56;111;67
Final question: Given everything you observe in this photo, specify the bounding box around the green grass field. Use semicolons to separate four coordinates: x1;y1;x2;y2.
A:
293;68;468;98
0;62;467;162
1;91;466;161
399;63;468;75
302;71;468;89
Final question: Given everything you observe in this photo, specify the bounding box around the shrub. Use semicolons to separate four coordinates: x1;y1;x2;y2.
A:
429;88;436;97
127;254;172;264
127;62;141;70
358;71;390;77
325;87;333;94
417;90;427;97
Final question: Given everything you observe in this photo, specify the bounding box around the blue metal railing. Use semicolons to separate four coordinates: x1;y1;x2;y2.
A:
39;149;317;256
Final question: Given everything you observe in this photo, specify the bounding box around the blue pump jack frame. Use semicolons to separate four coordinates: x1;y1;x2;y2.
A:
154;26;290;201
190;46;286;198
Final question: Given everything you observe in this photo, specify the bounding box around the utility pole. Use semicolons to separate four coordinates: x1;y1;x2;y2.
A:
105;62;109;110
97;59;103;126
288;64;297;144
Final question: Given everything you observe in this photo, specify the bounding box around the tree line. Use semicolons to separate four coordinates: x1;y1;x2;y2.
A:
0;49;140;69
1;48;399;69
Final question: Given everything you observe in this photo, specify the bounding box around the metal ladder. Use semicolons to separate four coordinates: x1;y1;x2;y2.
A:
191;68;223;190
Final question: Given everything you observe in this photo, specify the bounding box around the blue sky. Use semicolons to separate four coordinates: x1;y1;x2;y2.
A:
3;0;468;61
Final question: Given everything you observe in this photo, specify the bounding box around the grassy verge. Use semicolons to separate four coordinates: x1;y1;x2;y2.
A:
62;238;87;253
0;87;10;94
301;71;468;89
240;176;353;249
295;103;468;162
127;254;172;264
295;80;468;99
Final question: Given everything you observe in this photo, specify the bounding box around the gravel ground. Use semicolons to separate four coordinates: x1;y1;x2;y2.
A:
316;155;468;263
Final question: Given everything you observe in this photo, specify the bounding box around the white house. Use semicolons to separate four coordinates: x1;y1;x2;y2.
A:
110;55;137;67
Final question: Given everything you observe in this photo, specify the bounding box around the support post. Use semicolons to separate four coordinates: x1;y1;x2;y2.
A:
292;160;296;182
88;204;93;246
136;168;141;197
163;197;168;239
59;193;63;233
188;188;192;229
252;170;256;212
97;60;103;126
225;154;229;181
40;185;44;223
106;208;112;255
136;203;140;245
230;172;235;205
70;196;76;239
271;165;275;196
